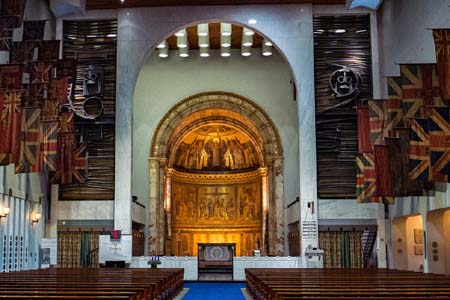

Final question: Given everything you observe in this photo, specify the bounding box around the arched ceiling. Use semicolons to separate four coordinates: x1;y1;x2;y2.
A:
87;0;345;10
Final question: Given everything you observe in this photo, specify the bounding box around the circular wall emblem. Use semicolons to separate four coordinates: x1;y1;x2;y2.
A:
329;66;360;98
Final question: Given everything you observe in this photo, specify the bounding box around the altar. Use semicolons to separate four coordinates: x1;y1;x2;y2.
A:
198;243;235;279
130;255;305;280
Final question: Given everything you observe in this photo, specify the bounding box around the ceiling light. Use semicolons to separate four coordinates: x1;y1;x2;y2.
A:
356;29;367;33
335;29;346;33
243;28;254;36
107;33;117;38
263;39;273;47
221;23;232;36
221;34;231;47
221;46;231;57
179;47;189;57
262;43;272;56
200;47;209;57
121;0;124;3
157;40;167;49
197;23;209;36
159;46;168;58
248;19;257;25
242;34;253;47
241;45;251;56
175;29;186;37
86;34;97;38
198;35;209;48
177;34;188;48
316;29;325;32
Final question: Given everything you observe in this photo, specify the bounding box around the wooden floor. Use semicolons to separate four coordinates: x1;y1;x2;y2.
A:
0;268;184;300
246;268;450;300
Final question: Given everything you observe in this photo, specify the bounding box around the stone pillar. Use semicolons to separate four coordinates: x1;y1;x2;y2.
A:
268;158;285;256
148;157;160;254
295;6;319;261
259;167;268;255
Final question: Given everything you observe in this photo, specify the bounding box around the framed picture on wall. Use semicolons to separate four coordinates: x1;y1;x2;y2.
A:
415;245;424;256
414;228;423;244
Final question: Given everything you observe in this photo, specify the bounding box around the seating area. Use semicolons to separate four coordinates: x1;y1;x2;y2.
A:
246;268;450;300
0;268;184;300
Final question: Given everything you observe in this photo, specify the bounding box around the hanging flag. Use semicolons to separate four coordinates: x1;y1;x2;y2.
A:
56;132;75;184
0;64;22;91
57;59;77;81
355;155;365;203
49;77;68;105
0;0;25;25
401;64;443;125
409;118;431;182
22;20;46;41
433;29;450;102
72;143;88;184
368;99;386;145
357;106;372;153
387;76;404;138
39;40;60;61
10;41;39;63
428;107;450;182
15;108;42;173
374;144;392;196
0;91;21;164
31;61;53;84
40;121;59;172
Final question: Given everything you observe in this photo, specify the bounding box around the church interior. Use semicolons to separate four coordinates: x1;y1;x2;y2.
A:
1;0;450;298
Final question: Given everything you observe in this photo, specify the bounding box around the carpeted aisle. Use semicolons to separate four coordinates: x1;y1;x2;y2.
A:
183;282;246;300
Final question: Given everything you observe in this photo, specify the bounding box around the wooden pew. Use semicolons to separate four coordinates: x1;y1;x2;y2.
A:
0;268;184;300
246;268;450;300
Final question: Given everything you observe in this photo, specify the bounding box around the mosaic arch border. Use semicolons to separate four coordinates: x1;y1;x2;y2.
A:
148;91;286;255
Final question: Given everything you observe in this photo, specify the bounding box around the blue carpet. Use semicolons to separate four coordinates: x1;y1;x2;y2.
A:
183;282;246;300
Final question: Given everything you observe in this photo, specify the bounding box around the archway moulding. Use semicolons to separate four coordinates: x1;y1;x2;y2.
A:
148;91;285;255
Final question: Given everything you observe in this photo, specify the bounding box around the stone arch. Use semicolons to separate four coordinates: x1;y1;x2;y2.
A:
149;91;285;255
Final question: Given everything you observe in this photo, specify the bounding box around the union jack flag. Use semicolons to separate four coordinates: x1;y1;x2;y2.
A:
0;91;21;164
40;121;58;172
401;64;444;126
409;118;431;182
355;155;365;203
433;29;450;102
31;61;53;84
368;99;386;145
72;143;88;184
428;107;450;182
49;77;68;105
15;107;42;173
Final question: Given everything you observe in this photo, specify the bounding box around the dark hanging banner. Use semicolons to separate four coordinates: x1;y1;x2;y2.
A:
61;19;117;200
314;15;373;199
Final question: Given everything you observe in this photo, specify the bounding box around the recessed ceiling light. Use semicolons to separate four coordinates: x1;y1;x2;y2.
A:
126;12;130;16
243;28;254;36
241;44;251;56
264;39;273;46
221;42;231;47
335;29;346;33
221;52;231;57
200;47;209;57
356;29;367;33
221;23;232;36
262;51;272;56
197;23;209;37
248;19;257;25
157;40;167;49
107;33;117;38
175;29;186;37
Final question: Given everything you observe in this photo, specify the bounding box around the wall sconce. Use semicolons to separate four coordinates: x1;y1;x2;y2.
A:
32;212;41;224
0;207;10;220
